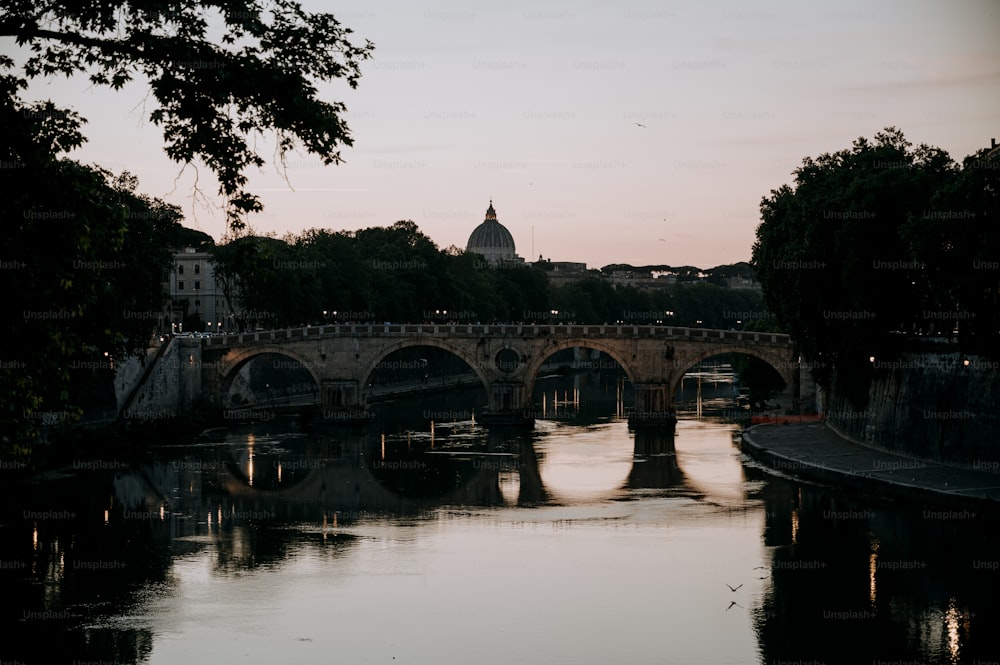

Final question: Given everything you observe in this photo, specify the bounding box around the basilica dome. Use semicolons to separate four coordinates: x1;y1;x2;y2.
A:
466;200;520;265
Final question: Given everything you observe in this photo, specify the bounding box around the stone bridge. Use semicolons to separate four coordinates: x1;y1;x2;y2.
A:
165;323;801;427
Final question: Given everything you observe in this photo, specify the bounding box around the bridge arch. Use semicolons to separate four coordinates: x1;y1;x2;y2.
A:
359;337;491;399
217;345;323;406
521;338;638;397
669;347;795;405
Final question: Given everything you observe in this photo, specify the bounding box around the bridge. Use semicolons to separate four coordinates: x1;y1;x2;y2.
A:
137;323;804;428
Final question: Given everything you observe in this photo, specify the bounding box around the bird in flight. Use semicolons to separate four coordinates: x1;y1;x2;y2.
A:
726;601;743;611
725;583;743;592
634;122;646;128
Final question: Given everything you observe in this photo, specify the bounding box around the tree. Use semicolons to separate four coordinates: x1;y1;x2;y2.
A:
900;146;1000;347
0;80;189;458
1;1;373;230
211;235;305;329
751;128;997;404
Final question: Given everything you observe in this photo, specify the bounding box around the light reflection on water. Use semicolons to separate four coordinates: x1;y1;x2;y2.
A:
142;425;770;665
94;418;772;665
4;374;999;664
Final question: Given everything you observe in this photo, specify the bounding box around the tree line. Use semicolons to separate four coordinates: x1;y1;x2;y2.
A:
752;128;999;404
1;1;374;461
208;223;771;332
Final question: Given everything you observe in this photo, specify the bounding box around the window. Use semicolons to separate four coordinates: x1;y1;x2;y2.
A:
194;264;201;274
178;281;185;290
178;264;184;274
194;281;201;290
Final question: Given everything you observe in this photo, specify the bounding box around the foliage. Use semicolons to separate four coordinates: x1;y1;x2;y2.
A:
213;225;771;331
0;1;373;230
0;82;189;459
751;128;999;403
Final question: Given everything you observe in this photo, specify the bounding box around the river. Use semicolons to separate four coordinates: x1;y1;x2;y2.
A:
2;368;998;664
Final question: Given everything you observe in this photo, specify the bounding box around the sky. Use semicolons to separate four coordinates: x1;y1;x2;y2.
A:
5;0;1000;269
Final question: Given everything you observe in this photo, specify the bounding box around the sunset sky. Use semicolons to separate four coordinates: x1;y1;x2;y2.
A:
6;0;999;269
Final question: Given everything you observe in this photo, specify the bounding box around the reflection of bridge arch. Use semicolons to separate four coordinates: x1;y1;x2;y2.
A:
217;346;323;404
156;427;730;517
360;337;489;401
218;441;511;509
522;339;636;396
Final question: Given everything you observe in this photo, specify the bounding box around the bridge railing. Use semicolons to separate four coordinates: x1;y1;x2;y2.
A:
203;323;793;348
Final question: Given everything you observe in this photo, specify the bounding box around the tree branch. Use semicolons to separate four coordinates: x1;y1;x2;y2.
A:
1;25;146;61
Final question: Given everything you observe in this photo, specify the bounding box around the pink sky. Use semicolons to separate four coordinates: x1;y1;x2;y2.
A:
6;0;999;268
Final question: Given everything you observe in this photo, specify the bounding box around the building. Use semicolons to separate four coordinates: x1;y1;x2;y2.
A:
607;270;676;290
532;257;593;287
167;247;236;333
723;275;762;291
466;200;524;266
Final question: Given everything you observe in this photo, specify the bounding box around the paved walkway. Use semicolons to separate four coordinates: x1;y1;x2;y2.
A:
741;421;1000;511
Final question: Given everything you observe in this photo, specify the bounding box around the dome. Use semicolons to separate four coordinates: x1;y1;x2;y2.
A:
466;200;519;265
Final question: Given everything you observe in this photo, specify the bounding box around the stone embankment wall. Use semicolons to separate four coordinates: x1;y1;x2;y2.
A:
114;339;181;423
825;352;1000;468
114;348;154;408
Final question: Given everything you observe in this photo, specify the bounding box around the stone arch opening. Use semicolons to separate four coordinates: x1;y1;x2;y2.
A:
219;347;323;409
671;349;792;414
523;341;636;423
361;338;490;404
522;339;637;396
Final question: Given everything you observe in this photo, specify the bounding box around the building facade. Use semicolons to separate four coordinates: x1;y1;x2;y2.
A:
167;247;236;333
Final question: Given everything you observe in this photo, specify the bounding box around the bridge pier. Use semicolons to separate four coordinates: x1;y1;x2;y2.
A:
798;361;819;414
479;381;534;427
320;380;372;424
178;338;205;411
628;383;677;428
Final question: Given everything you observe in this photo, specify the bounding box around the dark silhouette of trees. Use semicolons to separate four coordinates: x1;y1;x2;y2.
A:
212;224;770;331
0;2;373;458
0;1;373;230
752;128;999;403
0;81;193;457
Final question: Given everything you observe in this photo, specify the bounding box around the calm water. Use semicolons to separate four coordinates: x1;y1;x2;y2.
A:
2;371;998;664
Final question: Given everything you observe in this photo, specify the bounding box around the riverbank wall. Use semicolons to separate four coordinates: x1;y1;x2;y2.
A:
114;338;182;422
823;351;1000;469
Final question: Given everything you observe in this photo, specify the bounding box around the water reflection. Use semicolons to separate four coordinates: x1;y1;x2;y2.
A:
752;471;1000;664
2;370;998;664
627;429;685;490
